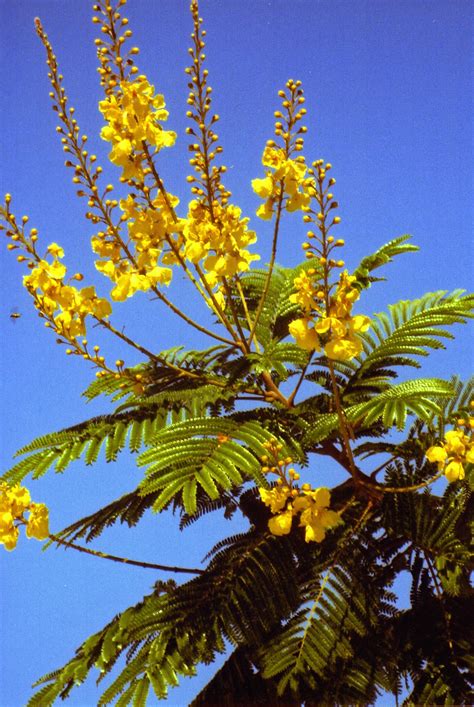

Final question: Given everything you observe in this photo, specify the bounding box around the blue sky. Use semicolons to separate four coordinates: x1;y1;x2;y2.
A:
0;0;472;705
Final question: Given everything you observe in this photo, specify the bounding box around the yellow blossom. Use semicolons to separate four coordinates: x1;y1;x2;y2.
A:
46;242;65;258
444;460;465;483
6;485;31;517
444;430;466;456
425;445;448;467
289;271;321;313
99;77;176;179
0;483;49;551
425;427;473;483
259;486;291;514
324;336;362;361
268;507;293;536
298;487;340;544
256;200;275;220
0;525;19;552
288;318;320;351
26;503;49;540
251;176;273;199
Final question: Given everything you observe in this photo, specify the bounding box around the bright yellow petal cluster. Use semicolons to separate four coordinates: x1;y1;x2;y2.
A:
259;483;340;543
0;483;49;551
288;318;320;352
252;146;313;219
93;193;184;301
183;200;259;282
289;270;322;313
259;485;292;514
289;269;370;360
23;245;112;338
99;77;176;180
425;423;474;482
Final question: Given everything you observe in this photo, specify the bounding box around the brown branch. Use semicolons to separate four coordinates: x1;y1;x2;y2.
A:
49;534;204;575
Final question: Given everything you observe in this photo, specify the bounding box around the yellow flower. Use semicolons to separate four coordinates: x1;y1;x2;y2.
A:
288;318;320;351
6;485;31;517
47;242;65;258
444;430;466;456
444;460;465;483
268;507;293;536
289;271;321;313
314;316;346;338
252;176;273;199
286;191;311;212
262;146;285;170
0;525;19;551
26;503;49;541
304;522;326;543
297;487;340;544
109;138;133;167
349;314;371;333
324;336;362;361
425;445;448;466
0;510;14;533
256;200;275;220
259;486;291;514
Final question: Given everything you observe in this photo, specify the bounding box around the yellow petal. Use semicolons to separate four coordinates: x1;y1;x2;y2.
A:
425;445;448;464
324;337;361;361
444;460;465;483
311;487;331;509
350;315;371;333
268;508;293;536
465;448;474;464
0;526;19;551
304;522;326;543
289;318;320;351
26;503;49;541
252;176;274;199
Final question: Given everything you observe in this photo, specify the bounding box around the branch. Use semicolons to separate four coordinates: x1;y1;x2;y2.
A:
48;534;204;575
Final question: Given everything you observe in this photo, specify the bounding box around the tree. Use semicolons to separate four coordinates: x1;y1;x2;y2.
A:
1;1;472;704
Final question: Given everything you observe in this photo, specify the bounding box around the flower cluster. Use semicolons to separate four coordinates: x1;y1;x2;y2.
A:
23;243;112;338
182;200;259;282
99;76;176;182
289;270;371;360
252;146;313;219
0;483;49;551
252;80;312;219
425;418;474;482
93;192;184;301
258;440;340;543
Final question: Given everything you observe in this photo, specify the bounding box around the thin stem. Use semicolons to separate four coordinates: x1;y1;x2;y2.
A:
247;186;284;346
49;533;204;574
94;316;161;361
328;359;361;481
221;278;249;351
235;276;260;352
370;468;445;494
287;353;313;406
150;287;237;346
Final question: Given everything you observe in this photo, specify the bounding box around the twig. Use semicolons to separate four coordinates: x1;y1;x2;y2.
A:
49;534;204;575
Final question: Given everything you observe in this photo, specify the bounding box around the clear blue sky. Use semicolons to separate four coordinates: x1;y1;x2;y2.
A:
0;1;472;705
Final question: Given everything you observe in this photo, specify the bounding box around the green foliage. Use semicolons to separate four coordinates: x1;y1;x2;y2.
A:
4;259;473;705
2;3;473;703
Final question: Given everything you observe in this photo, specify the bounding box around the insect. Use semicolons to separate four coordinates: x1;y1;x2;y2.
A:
9;308;22;322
